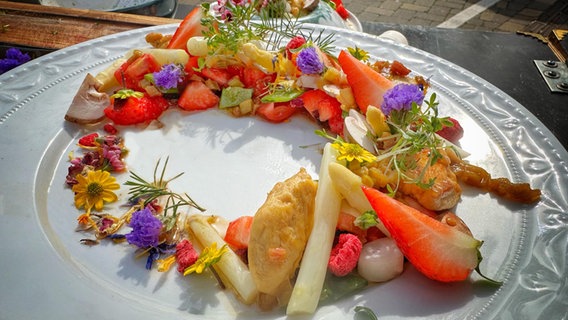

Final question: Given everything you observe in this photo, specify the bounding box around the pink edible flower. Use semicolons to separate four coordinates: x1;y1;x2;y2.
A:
328;233;363;277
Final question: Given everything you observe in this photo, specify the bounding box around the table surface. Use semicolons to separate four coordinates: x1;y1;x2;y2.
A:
1;1;566;150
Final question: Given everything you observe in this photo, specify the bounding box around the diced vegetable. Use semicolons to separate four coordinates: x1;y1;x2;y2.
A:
219;87;253;108
287;143;342;315
186;214;258;304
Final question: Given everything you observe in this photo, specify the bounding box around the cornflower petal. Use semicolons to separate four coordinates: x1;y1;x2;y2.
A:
296;47;324;75
125;206;163;248
381;83;424;116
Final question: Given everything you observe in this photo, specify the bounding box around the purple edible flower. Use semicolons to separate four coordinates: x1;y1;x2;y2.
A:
153;63;182;90
296;47;324;75
0;48;31;74
381;83;425;116
125;206;163;248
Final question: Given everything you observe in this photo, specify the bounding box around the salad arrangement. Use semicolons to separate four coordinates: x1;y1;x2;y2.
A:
63;1;541;317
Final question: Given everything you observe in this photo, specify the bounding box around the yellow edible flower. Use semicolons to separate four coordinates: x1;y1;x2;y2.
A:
72;169;119;211
183;242;228;275
332;141;377;164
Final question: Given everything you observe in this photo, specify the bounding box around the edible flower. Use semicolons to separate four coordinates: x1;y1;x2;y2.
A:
125;206;163;248
0;48;31;74
152;63;183;91
332;140;377;164
296;46;324;75
347;46;370;62
72;169;119;211
183;242;228;275
381;83;424;116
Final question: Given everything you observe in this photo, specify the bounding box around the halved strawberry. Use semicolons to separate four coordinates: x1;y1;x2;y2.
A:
361;186;484;282
104;94;169;125
167;7;205;51
178;80;219;111
300;89;343;134
338;50;394;113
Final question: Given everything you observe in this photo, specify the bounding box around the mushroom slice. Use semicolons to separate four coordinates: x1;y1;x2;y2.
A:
64;73;109;124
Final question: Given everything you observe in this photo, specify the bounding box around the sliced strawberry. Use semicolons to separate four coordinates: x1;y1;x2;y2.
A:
390;60;411;77
201;67;233;87
178;80;219;111
167;7;205;51
361;186;483;282
338;50;394;113
241;67;274;98
104;94;168;125
114;53;161;91
78;133;99;147
224;216;254;250
436;117;464;144
256;102;297;123
184;55;201;77
331;0;350;19
300;89;344;134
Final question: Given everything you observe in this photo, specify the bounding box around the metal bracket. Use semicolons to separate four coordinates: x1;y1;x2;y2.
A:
534;60;568;93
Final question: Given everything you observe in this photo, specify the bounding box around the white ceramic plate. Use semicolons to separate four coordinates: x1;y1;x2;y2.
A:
0;24;566;320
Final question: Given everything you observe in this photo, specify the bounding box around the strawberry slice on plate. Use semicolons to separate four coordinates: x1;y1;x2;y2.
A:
178;80;220;111
338;50;394;113
362;186;499;284
300;89;344;134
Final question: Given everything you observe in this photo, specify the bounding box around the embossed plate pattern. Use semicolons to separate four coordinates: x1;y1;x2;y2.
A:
0;24;566;320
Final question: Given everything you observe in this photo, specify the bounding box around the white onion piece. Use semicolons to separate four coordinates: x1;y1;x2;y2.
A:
343;115;376;154
357;238;404;283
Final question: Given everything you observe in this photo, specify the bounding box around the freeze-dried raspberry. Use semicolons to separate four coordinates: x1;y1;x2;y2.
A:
328;233;362;277
176;239;199;273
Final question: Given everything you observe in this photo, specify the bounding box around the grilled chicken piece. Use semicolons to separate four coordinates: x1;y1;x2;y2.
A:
399;149;461;211
248;168;317;311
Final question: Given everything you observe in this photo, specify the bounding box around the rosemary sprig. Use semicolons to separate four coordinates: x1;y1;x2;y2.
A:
124;157;206;231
